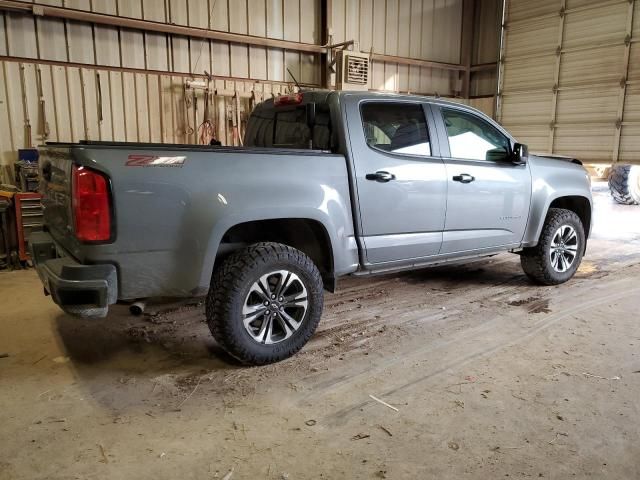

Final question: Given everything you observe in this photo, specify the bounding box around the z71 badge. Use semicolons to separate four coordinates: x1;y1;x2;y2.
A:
126;155;186;167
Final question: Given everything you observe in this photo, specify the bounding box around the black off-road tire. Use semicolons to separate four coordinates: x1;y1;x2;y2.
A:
206;242;324;365
608;164;640;205
520;208;585;285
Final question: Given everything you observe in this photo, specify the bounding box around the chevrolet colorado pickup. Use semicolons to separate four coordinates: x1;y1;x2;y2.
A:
32;90;592;364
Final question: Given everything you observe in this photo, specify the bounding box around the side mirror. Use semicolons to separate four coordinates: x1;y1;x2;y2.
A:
512;142;528;165
486;147;510;162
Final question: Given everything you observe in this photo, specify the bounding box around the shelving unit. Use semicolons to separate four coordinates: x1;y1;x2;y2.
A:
15;193;43;262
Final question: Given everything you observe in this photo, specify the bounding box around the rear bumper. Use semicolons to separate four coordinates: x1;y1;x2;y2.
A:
30;231;118;318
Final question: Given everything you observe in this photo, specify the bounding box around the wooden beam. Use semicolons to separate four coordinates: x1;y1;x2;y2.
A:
460;0;476;98
0;0;491;78
470;62;498;72
548;0;566;154
369;53;466;72
320;0;330;88
496;0;509;123
0;55;307;88
0;0;324;53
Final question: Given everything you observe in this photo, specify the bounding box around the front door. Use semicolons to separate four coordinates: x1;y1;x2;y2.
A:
345;98;447;265
433;105;532;254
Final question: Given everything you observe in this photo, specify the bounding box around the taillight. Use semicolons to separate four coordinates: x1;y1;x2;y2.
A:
72;165;111;242
274;93;303;106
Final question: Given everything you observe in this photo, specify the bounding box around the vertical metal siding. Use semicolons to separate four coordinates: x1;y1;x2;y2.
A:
330;0;466;95
0;0;498;176
499;0;640;164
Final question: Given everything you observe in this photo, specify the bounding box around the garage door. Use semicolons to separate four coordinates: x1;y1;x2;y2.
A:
497;0;640;165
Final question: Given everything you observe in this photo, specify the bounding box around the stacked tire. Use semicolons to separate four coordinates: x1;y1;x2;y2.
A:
608;165;640;205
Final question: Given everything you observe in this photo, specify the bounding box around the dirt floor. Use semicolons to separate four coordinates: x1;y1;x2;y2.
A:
1;182;639;479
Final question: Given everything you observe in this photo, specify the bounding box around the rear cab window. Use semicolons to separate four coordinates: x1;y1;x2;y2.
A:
360;102;432;156
245;98;332;150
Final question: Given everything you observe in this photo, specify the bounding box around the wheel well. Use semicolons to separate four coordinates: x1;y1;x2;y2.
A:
216;218;335;291
549;196;591;238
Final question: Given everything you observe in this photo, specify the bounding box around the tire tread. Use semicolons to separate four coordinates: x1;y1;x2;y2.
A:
608;165;639;205
206;242;323;365
520;208;585;285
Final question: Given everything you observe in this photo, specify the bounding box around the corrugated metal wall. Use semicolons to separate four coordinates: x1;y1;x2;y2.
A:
0;0;501;180
1;0;322;82
471;0;500;96
0;0;324;177
330;0;462;94
327;0;499;98
498;0;640;164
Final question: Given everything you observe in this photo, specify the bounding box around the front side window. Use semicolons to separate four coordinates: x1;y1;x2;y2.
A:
442;108;511;161
361;102;431;156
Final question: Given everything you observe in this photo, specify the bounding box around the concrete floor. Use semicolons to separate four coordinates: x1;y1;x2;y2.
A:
1;182;639;479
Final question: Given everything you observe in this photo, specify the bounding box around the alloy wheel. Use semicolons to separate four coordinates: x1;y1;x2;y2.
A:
242;270;308;345
549;224;579;273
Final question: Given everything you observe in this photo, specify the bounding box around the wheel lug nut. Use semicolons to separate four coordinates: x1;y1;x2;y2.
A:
279;297;283;302
264;301;269;306
271;295;276;299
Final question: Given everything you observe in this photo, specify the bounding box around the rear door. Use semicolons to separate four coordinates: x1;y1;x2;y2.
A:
432;104;531;254
344;97;447;265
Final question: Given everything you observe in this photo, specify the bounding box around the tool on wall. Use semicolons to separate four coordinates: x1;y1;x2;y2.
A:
189;73;220;145
96;72;103;125
19;64;32;148
233;91;243;147
36;67;50;140
183;83;195;141
184;77;263;146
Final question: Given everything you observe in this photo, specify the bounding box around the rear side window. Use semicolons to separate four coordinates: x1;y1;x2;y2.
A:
274;108;310;147
361;102;431;156
245;105;332;150
442;108;510;161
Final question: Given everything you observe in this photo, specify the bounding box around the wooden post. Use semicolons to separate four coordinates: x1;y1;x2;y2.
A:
460;0;476;98
548;0;566;154
612;0;635;165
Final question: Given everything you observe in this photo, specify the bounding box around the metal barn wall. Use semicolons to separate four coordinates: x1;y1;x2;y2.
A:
498;0;640;164
470;0;500;96
0;0;322;83
0;0;324;177
0;0;501;179
330;0;463;95
328;0;500;102
0;60;292;166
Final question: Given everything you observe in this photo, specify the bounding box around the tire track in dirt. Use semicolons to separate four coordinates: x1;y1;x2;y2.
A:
317;277;640;425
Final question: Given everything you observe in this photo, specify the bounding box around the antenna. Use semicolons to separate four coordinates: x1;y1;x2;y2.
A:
287;68;301;90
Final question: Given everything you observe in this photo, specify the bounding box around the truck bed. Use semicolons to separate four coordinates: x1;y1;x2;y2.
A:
38;142;356;302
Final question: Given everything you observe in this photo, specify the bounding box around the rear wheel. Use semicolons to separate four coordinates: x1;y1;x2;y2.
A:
608;164;640;205
206;242;324;365
520;208;585;285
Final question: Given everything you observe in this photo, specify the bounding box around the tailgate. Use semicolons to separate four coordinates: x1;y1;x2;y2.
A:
39;147;76;253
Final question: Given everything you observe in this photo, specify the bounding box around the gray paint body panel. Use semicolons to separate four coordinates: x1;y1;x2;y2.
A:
63;147;359;299
37;91;592;306
522;155;593;246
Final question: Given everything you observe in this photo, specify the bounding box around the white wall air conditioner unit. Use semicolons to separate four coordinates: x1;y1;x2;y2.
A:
336;50;370;91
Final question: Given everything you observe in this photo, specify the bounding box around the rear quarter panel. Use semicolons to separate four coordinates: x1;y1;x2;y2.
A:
71;148;357;300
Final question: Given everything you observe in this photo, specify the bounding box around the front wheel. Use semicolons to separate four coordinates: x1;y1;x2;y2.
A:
520;208;585;285
206;242;324;365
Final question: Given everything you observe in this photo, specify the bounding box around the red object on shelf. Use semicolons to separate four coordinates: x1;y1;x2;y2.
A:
15;192;43;262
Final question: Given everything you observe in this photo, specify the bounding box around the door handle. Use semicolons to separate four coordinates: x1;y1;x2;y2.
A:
452;173;475;183
366;171;396;182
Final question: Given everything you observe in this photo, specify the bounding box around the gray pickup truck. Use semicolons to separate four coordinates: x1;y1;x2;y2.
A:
32;90;592;364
